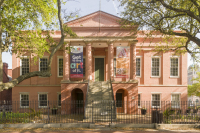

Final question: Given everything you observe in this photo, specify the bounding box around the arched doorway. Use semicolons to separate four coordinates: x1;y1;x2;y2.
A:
116;89;128;113
71;88;84;113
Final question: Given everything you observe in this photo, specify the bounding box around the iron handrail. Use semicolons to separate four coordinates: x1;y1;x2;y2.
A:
110;78;116;118
84;79;90;119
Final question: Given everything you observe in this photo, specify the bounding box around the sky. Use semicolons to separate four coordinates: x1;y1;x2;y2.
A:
2;0;194;69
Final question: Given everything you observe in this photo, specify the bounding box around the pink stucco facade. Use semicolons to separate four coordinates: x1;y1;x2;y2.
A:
12;11;187;113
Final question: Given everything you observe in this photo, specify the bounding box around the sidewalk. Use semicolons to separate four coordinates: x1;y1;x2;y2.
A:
1;127;200;133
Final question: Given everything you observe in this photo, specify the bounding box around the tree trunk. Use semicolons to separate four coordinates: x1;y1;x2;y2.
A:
0;13;3;86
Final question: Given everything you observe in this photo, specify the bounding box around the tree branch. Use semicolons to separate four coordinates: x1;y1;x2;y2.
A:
0;0;66;91
158;0;200;23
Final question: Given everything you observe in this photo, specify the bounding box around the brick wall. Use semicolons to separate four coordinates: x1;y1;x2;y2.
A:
0;63;12;101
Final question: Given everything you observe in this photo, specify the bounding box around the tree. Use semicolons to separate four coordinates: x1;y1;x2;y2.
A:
0;0;76;91
188;72;200;96
120;0;200;59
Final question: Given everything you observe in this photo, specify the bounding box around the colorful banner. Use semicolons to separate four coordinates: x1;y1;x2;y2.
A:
70;46;83;78
116;47;130;78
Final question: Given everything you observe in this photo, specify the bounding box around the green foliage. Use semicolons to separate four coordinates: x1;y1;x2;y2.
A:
28;108;42;119
163;108;174;123
1;0;58;61
188;72;200;96
120;0;200;60
0;108;43;124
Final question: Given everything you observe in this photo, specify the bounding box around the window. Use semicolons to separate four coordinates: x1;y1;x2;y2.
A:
40;58;48;72
136;57;141;77
38;93;48;107
83;58;85;77
114;58;116;76
171;94;180;108
20;93;29;107
151;57;160;77
170;57;179;77
58;93;61;107
152;94;160;107
21;58;29;75
58;57;63;77
138;94;141;107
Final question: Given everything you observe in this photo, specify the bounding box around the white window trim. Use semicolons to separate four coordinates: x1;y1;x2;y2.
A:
57;56;63;77
171;93;181;108
138;92;142;108
151;93;161;108
38;92;48;108
57;92;61;107
151;56;161;78
136;56;142;78
20;56;30;76
39;56;48;72
170;56;179;78
20;92;29;108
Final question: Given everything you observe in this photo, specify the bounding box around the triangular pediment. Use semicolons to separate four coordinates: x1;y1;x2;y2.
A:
65;11;121;27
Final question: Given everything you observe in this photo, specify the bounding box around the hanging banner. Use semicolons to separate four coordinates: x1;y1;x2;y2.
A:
116;47;130;78
70;46;83;78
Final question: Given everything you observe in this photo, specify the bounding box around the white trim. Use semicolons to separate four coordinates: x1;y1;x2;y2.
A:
170;56;179;78
151;56;161;78
20;93;29;108
171;92;181;94
94;57;105;81
39;56;48;72
171;93;181;108
57;92;61;107
151;92;162;94
57;56;63;77
136;56;142;78
38;92;48;108
20;56;30;76
151;93;161;108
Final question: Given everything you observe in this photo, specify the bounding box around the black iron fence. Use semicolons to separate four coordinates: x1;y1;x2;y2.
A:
0;100;200;124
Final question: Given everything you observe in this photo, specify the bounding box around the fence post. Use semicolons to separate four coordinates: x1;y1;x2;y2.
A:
92;100;93;123
48;100;50;124
111;101;112;124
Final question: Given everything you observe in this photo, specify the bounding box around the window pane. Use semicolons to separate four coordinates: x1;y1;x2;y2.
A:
59;58;63;76
152;58;159;76
21;59;29;75
171;94;180;107
39;94;47;107
20;94;29;107
170;58;178;76
40;58;48;72
152;94;160;107
136;58;141;76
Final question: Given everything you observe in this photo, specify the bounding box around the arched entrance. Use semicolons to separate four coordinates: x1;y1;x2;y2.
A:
71;88;84;113
116;89;128;113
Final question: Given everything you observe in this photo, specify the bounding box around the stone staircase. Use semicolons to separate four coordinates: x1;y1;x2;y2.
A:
84;81;116;121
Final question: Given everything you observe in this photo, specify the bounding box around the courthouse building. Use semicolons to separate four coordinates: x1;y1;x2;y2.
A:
12;11;188;113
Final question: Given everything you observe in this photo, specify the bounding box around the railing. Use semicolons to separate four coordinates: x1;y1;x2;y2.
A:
110;78;116;120
84;80;90;119
0;100;200;124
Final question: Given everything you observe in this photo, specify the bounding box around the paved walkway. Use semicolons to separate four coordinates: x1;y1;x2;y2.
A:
1;129;200;133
